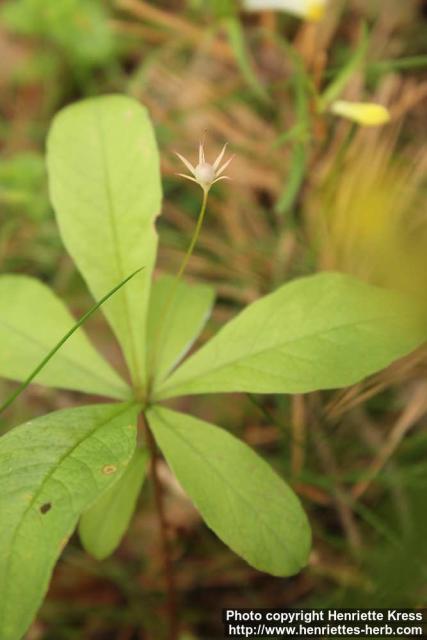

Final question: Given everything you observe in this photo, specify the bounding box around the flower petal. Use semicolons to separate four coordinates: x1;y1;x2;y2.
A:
213;143;228;171
175;152;196;175
177;173;199;184
331;101;391;127
242;0;327;21
216;155;235;177
212;176;231;184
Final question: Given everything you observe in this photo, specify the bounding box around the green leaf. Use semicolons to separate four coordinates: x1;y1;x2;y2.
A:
148;406;311;576
0;402;137;640
155;272;426;399
79;446;148;560
0;275;129;399
147;275;215;383
47;95;162;391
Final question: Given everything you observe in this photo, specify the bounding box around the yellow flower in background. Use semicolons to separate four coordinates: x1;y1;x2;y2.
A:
306;0;326;20
307;134;427;303
331;101;391;127
242;0;327;21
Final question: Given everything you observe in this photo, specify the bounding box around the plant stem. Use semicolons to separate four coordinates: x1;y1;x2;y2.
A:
175;188;209;281
141;413;178;640
143;191;209;633
149;189;209;383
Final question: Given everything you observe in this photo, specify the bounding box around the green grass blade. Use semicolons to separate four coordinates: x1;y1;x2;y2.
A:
276;68;310;215
368;55;427;77
319;24;369;111
0;268;143;415
223;16;268;100
276;142;307;214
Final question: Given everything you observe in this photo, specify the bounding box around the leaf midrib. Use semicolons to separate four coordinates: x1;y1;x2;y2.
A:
159;310;413;395
151;409;302;571
0;317;127;398
0;403;133;629
94;105;143;390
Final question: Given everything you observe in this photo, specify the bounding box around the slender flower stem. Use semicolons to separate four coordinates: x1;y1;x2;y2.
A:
141;413;179;640
149;189;209;384
175;188;208;281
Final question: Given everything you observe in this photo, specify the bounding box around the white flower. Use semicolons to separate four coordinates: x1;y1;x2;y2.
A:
175;142;234;193
331;101;391;127
242;0;327;21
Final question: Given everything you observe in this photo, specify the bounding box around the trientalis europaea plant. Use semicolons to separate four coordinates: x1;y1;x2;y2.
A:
0;95;425;640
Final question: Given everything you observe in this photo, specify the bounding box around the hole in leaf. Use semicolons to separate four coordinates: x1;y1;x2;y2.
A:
40;502;52;514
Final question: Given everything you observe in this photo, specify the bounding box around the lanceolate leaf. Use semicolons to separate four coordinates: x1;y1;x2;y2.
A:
47;95;162;391
79;446;148;560
148;406;311;576
147;275;215;383
155;272;426;399
0;403;137;640
0;275;129;399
